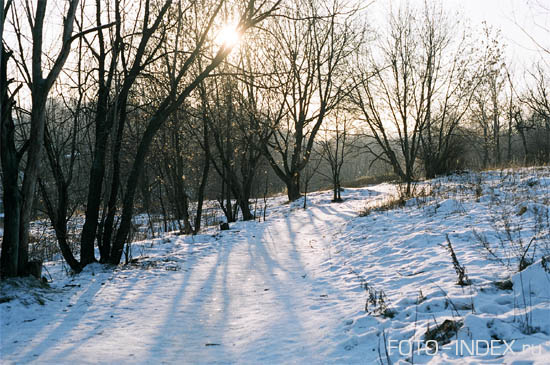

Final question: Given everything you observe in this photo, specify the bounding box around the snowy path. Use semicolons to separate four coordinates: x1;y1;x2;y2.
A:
1;192;374;364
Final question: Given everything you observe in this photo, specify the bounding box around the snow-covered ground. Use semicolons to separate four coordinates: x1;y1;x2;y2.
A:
1;168;549;364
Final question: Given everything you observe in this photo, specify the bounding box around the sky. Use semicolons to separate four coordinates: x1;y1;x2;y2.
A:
449;0;548;66
368;0;549;70
4;0;548;100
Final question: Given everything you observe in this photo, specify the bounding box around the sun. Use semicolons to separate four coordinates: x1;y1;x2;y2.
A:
215;24;242;49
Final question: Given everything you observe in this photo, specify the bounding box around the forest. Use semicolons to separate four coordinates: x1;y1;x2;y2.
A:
2;0;549;276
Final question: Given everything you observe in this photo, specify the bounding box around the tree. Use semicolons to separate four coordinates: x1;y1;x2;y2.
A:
470;25;507;168
152;110;199;234
317;109;357;202
352;5;422;195
3;0;280;274
260;0;360;201
39;93;90;271
196;46;275;221
1;0;81;277
523;63;550;163
0;0;21;277
416;6;480;177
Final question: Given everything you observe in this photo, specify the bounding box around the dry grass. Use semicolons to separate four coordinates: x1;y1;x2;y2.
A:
359;195;407;217
343;174;399;188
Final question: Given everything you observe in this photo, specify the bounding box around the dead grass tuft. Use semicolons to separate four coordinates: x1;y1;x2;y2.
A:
359;195;406;217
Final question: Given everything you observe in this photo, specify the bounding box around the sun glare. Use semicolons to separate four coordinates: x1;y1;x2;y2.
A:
216;24;242;49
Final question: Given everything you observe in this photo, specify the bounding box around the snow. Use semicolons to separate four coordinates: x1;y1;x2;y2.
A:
1;168;550;364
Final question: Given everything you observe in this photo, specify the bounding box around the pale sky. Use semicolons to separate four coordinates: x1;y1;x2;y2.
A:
367;0;549;70
4;0;548;94
449;0;548;66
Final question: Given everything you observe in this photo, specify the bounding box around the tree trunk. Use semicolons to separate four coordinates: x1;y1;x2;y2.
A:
424;153;438;179
0;142;21;277
286;173;301;202
404;164;414;197
303;183;308;209
218;168;236;223
519;126;528;164
238;199;253;221
40;124;83;272
179;193;193;235
109;111;166;265
38;179;81;272
18;85;47;275
483;127;489;168
194;113;211;233
100;98;126;263
493;115;501;166
333;173;342;202
194;153;210;234
0;47;21;276
225;184;235;223
506;108;514;163
80;102;112;265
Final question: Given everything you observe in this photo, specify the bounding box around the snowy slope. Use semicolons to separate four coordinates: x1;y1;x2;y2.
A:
1;168;549;364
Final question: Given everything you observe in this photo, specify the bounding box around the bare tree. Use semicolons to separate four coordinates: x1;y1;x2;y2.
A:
196;42;277;220
80;0;172;266
352;5;422;195
504;67;520;163
38;90;90;271
0;0;22;277
1;0;82;276
470;26;507;168
523;63;550;162
316;109;358;202
416;6;480;177
260;0;361;201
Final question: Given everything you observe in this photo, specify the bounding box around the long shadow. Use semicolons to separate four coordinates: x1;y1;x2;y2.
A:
4;188;377;363
143;233;237;363
231;203;358;359
46;260;187;360
13;273;106;362
145;189;376;361
10;236;198;363
143;206;339;362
